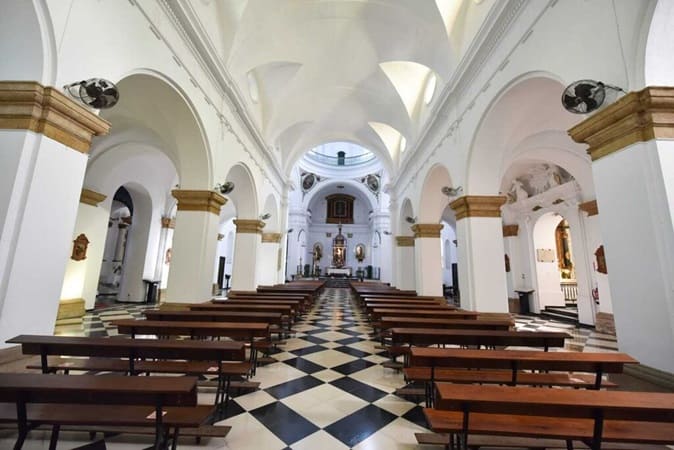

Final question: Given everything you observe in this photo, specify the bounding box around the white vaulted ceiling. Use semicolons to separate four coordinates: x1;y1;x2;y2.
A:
179;0;493;175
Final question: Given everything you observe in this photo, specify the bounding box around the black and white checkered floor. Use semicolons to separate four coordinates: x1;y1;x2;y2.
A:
6;288;619;449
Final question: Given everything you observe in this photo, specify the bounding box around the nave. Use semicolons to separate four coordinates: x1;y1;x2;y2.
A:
3;286;661;450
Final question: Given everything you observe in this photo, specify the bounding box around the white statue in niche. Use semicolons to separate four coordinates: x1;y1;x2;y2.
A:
510;179;529;202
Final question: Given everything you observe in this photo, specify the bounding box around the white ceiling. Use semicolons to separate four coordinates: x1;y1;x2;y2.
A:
185;0;493;174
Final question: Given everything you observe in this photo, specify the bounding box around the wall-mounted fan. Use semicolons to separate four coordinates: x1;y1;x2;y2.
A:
561;80;624;114
215;181;235;195
64;78;119;109
405;216;417;224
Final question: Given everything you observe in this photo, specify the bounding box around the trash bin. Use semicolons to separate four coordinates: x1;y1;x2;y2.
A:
143;279;159;304
514;290;534;315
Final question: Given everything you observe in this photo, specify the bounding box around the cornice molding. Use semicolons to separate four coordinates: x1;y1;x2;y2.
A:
395;236;415;247
0;81;110;152
579;200;599;217
161;217;176;229
411;223;444;238
568;86;674;161
234;219;266;234
262;232;282;243
502;224;519;237
450;195;507;220
79;188;107;207
171;190;226;215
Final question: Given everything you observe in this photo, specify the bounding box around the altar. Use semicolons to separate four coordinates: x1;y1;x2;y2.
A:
327;267;352;276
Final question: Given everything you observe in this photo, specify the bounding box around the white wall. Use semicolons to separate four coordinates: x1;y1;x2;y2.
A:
532;213;566;310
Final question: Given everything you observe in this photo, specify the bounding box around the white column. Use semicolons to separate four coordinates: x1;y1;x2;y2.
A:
0;82;110;346
569;86;674;372
165;190;225;303
450;196;509;312
412;224;444;296
258;232;281;286
59;189;110;310
285;210;308;281
563;205;596;326
502;225;520;301
580;201;614;314
395;236;416;291
372;213;392;283
231;219;265;291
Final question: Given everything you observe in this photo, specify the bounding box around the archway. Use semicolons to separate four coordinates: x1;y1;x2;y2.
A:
644;0;674;85
532;213;573;315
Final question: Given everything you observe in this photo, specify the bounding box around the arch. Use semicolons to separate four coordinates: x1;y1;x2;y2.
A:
417;163;453;223
644;0;674;85
261;194;280;232
0;0;56;83
98;71;212;189
466;73;578;195
398;197;415;235
532;212;568;312
302;178;378;213
224;163;259;219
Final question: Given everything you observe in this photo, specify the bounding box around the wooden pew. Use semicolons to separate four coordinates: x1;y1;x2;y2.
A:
407;347;636;407
380;317;513;331
370;309;479;321
390;328;569;352
426;383;674;450
0;373;213;450
113;319;269;374
211;299;303;317
7;335;247;412
190;303;295;331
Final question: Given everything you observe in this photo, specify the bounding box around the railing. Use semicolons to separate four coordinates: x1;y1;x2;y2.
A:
560;281;578;304
304;151;377;166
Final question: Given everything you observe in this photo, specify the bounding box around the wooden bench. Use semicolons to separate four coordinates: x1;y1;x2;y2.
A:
0;373;215;450
7;334;249;412
143;309;285;337
370;309;479;321
426;383;674;450
390;328;569;351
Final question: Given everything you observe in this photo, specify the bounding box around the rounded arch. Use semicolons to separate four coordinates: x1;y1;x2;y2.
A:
302;178;378;212
417;163;453;223
0;0;56;83
98;71;212;189
398;197;415;235
224;163;259;219
466;73;578;195
644;0;674;85
261;194;280;232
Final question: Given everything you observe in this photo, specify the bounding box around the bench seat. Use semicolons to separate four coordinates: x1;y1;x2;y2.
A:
404;367;618;389
0;402;215;428
423;408;674;445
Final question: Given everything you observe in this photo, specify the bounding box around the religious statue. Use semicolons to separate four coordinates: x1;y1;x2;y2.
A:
510;179;529;202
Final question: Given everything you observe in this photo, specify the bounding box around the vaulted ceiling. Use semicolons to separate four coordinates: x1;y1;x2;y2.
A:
181;0;493;175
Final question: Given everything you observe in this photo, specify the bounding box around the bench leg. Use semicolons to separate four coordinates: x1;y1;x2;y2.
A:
48;425;60;450
566;440;574;450
171;427;180;450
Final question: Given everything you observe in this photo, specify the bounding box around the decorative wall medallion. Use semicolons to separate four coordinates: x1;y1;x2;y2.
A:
347;233;353;238
71;234;90;261
312;242;323;262
355;243;366;262
326;232;332;238
365;174;380;193
301;172;319;192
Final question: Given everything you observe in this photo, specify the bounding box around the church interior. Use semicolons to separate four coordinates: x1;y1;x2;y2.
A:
1;0;673;449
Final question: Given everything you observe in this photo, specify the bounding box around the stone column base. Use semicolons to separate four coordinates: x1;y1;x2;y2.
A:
595;312;616;335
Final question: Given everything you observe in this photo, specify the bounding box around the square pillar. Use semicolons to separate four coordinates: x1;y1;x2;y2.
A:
412;224;444;296
450;195;508;312
165;190;226;303
232;219;265;291
258;232;281;286
395;236;415;291
569;86;674;373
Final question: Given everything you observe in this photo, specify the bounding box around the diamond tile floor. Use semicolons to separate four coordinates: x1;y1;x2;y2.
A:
2;288;626;449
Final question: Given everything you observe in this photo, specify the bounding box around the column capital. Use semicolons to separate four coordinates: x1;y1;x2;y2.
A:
568;86;674;161
262;232;282;243
449;195;507;220
79;188;106;207
0;81;111;153
395;236;415;247
172;190;226;215
234;219;265;234
579;199;599;216
161;217;176;229
502;224;519;237
411;223;443;238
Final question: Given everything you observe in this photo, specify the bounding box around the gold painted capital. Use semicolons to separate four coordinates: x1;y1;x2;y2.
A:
502;224;519;237
234;219;266;234
79;188;106;206
449;195;507;220
568;86;674;161
579;200;599;216
172;190;226;215
0;81;110;152
262;232;282;243
395;236;415;247
161;217;176;229
411;223;443;238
